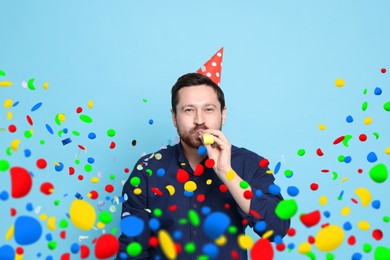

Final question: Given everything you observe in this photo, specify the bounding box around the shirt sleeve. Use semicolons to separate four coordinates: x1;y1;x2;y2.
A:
116;159;152;260
236;157;290;241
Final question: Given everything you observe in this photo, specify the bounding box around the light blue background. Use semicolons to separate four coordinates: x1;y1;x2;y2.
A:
1;1;390;259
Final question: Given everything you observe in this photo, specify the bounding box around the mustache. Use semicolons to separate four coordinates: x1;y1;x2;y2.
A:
190;126;208;134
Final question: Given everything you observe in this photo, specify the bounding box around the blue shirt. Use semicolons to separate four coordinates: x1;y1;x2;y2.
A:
117;142;290;259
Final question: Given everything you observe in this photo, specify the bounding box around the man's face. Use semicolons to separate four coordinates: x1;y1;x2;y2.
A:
172;85;226;149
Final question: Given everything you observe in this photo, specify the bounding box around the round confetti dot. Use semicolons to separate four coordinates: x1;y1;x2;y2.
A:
107;129;116;137
363;243;372;253
275;199;298;220
361;101;368;111
284;169;293;178
36;158;47;169
344;156;352;163
268;184;281;195
131;139;137;146
310;183;319;191
300;210;321;227
335;78;345;87
127;242;142;257
298;242;311;254
149;218;160;231
0;159;10;171
372;200;381;209
287;186;299;197
359;134;367;142
105;184;114;193
358;220;370;230
10;166;32;198
40;182;54;195
369;163;388;183
297;149;305;156
0;191;9;201
374;87;382;95
184;181;197;192
148;119;154;125
176;169;189;183
94;234;119;259
254;221;266;232
14;216;43;245
343;221;352;231
88;132;96;139
157;168;165;177
381;68;387;73
238;234;253;250
384;102;390;112
363;117;373;125
69;200;96;230
198;145;207;155
120;216;144;236
346;115;354;123
259;159;269;168
374;246;390;260
202;243;219;258
130;177;141;187
385;147;390;154
205;159;215;168
243;190;253;199
318;124;326;130
315;225;344;252
341;207;351;216
372;229;383;241
203;212;230;240
8;124;17;133
99;211;112;224
367;152;378;163
250;239;274;260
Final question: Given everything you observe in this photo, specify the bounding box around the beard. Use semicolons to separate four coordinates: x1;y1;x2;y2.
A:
177;122;223;149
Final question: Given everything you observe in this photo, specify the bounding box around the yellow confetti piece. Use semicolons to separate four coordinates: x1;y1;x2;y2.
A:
341;207;351;216
318;123;326;130
298;241;312;254
315;225;344;252
226;170;235;181
341;177;348;182
155;153;162;160
54;162;60;166
7;111;13;120
215;235;227;246
158;229;177;259
364;117;373;125
184;181;197;192
238;234;254;250
5;225;14;240
15;254;23;260
58;113;66;122
0;81;13;87
47;216;56;230
335;78;345;87
10;139;21;152
354;187;372;207
165;185;175;196
4;99;13;108
319;195;328;206
96;221;105;229
262;230;274;239
385;147;390;155
358;220;370;230
69;200;96;230
91;177;99;184
133;188;142;195
266;169;274;174
206;179;212;185
43;82;49;90
87;100;94;109
40;214;48;221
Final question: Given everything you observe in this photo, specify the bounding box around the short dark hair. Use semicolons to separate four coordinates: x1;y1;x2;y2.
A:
171;73;225;113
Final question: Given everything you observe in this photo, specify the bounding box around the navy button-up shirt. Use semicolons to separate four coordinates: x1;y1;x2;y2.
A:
117;142;289;259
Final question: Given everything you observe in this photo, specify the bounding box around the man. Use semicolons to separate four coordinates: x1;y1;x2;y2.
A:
117;73;290;259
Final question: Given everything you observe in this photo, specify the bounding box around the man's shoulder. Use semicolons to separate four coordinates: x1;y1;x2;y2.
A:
231;145;265;161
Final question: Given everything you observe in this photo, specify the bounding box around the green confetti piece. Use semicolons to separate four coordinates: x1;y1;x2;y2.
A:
369;163;388;183
127;242;142;257
99;211;113;224
239;181;249;189
27;78;36;90
338;155;345;162
362;101;368;111
109;174;115;180
188;209;200;227
184;242;196;254
342;135;353;147
24;130;33;139
374;246;390;260
0;159;10;171
146;169;153;176
325;253;334;260
297;149;305;156
153;208;162;217
178;218;188;225
275;199;298;219
130;177;141;187
54;199;60;206
48;240;57;250
306;252;316;260
59;219;68;228
40;140;45;145
363;243;373;253
84;164;92;172
79;114;93;123
107;129;116;137
228;225;238;234
0;70;6;76
384;101;390;112
284;169;293;178
72;131;80;136
363;88;367;95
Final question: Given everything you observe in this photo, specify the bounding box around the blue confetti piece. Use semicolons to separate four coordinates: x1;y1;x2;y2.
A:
157;168;165;177
45;124;54;134
343;221;352;231
274;162;281;174
287;186;299;197
367;152;377;163
372;200;381;209
0;245;15;260
374;87;382;95
31;102;43;112
198;145;207;155
346;115;354;123
88;132;96;139
14;216;43;245
202;243;219;259
61;138;72;145
268;184;281;195
203;212;230;240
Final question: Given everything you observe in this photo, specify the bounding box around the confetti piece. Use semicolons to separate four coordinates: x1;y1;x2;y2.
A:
127;242;142;257
358;220;370;230
203;212;230;240
94;234;119;259
31;102;43;112
120;216;144;236
250;238;274;260
87;100;94;109
369;163;388;183
275;199;298;219
315;225;344;252
374;246;390;260
383;102;390;112
69;200;96;230
79;114;93;123
318;124;326;130
300;210;321;227
158;229;177;259
40;182;54;195
354;187;372;207
10;167;32;198
363;117;372;125
335;78;345;87
14;216;42;245
298;242;312;255
27;78;36;90
202;133;214;145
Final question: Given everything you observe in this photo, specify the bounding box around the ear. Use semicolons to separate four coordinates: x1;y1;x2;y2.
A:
222;107;227;125
171;109;177;128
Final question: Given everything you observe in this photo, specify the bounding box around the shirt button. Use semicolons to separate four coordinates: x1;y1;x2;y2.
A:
193;230;197;235
193;204;197;208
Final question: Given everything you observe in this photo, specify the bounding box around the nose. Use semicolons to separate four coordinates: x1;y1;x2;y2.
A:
194;110;205;125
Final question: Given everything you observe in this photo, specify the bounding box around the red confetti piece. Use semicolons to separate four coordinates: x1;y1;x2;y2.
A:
351;198;358;204
316;148;324;156
372;229;383;241
224;203;230;209
219;184;228;193
250;238;274;260
287;228;296;236
310;183;319;191
194;164;204;176
276;243;286;251
359;134;367;142
105;184;114;193
300;210;321;227
109;141;116;149
196;194;205;202
76;107;83;113
149;236;159;247
60;253;70;260
40;182;54;195
36;158;47;169
243;190;253;200
357;168;363;174
60;230;66;239
347;235;356;245
78;145;86;150
80;245;90;259
78;175;84;181
259;159;269;168
205;159;215;168
26;115;33;126
321;169;330;173
124;168;130;173
94;234;119;259
16;247;24;255
333;136;345;145
10;166;32;198
381;68;387;73
151;187;163;196
250;209;261;219
174;243;182;255
10;208;17;217
176;169;189;183
8;124;17;133
242;219;249;226
88;190;99;199
168;204;177;212
231;250;240;260
69;167;75;175
307;235;315;244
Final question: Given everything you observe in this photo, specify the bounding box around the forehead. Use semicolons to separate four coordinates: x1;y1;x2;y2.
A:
177;85;219;106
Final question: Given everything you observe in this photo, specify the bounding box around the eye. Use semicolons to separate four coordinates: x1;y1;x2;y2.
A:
184;108;194;113
205;107;215;112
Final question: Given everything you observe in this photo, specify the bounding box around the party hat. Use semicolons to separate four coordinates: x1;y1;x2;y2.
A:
197;47;224;86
